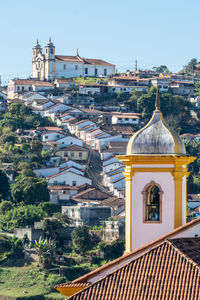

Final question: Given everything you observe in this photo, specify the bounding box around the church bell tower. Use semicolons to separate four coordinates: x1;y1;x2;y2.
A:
118;89;196;254
44;37;55;81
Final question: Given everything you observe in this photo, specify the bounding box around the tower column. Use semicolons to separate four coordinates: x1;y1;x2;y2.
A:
123;160;134;254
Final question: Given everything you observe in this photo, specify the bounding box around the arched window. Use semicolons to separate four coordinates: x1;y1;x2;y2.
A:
142;182;163;223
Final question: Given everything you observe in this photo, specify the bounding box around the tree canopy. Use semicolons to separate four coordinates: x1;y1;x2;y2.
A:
0;170;9;199
72;226;93;256
133;86;195;134
11;177;49;205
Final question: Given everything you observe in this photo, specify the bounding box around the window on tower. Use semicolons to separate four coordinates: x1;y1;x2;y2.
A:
50;48;53;54
143;183;162;223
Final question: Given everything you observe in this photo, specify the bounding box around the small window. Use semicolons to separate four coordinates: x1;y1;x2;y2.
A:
104;69;107;76
79;152;82;157
46;49;48;54
17;86;20;91
45;136;48;139
71;152;74;157
85;68;88;75
95;68;98;76
29;87;32;91
72;181;76;186
63;64;66;70
143;183;162;223
22;86;24;91
50;48;54;54
75;65;78;70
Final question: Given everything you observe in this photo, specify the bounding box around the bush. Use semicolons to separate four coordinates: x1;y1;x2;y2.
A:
98;240;125;260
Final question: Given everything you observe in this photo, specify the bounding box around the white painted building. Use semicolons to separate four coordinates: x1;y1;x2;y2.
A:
56;136;83;148
46;170;92;186
7;79;53;99
111;113;140;125
32;39;115;81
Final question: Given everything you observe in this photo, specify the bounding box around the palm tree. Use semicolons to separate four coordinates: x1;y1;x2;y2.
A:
35;238;56;272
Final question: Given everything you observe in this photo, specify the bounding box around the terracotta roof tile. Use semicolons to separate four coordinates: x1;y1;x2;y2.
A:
67;240;200;299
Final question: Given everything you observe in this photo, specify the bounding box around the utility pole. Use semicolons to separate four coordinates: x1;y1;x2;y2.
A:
135;60;138;71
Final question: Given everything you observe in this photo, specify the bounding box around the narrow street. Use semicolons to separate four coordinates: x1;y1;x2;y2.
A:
86;148;112;194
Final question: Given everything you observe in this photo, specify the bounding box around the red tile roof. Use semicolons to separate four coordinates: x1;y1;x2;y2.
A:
68;218;200;285
10;79;53;86
67;240;200;299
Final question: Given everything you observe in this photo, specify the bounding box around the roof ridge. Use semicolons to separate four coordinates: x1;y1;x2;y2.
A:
70;217;200;284
66;240;200;299
167;239;200;269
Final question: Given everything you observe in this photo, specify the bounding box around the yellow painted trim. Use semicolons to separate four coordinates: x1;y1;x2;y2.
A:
56;286;87;297
118;154;196;253
131;168;174;172
123;164;134;254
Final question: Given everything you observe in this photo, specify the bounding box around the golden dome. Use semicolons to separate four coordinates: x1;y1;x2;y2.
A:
127;89;186;155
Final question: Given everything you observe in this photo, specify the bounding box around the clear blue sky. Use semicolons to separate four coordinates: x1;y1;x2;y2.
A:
1;0;200;84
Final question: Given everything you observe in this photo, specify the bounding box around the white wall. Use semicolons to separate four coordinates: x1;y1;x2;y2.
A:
34;167;59;178
131;171;175;251
48;171;91;186
57;136;83;147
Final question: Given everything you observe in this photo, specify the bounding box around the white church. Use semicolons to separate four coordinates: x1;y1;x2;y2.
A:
32;39;115;81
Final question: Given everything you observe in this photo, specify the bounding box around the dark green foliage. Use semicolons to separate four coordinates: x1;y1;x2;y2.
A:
0;200;13;214
153;65;169;73
0;103;54;131
185;141;200;193
0;235;23;259
0;204;48;232
11;177;49;205
135;86;195;134
0;170;9;199
72;226;93;256
183;58;197;75
98;240;125;260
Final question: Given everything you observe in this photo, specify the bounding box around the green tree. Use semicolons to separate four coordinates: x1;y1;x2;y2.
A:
183;58;197;75
98;240;125;260
0;200;13;214
0;204;48;232
153;65;169;74
72;226;92;256
0;170;9;199
35;238;56;272
137;87;194;133
43;213;70;247
11;177;49;205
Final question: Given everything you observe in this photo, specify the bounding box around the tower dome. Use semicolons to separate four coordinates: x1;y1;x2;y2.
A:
127;89;186;155
33;39;42;49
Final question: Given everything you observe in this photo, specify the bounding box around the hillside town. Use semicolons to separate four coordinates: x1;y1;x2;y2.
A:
2;39;200;299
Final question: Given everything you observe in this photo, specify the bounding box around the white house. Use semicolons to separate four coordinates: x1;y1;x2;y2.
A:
111;113;140;125
102;161;125;174
22;92;48;103
32;99;55;110
32;39;115;81
34;167;59;178
46;170;92;186
56;136;83;148
7;79;53;99
45;103;71;115
94;135;123;150
59;160;84;171
49;185;78;205
151;78;169;92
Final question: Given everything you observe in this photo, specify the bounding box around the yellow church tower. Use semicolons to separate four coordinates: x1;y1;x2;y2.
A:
118;89;196;254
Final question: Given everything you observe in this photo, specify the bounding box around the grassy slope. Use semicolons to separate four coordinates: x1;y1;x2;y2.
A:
0;262;65;299
74;76;108;85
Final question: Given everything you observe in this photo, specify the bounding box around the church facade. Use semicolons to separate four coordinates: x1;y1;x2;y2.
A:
32;39;115;81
